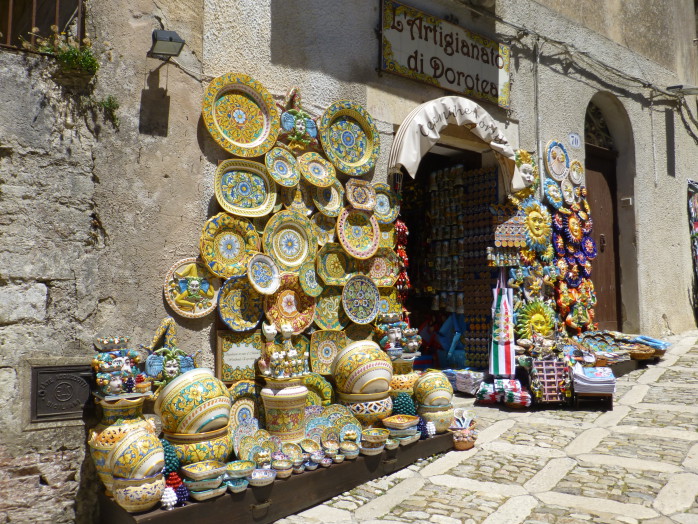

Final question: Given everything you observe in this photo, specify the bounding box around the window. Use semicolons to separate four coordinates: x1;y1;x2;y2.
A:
0;0;83;49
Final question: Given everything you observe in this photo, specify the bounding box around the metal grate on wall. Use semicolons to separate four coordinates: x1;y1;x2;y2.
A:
0;0;83;50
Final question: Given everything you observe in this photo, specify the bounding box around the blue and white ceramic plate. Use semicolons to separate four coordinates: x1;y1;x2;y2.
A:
372;183;399;224
545;140;570;182
214;159;277;217
313;179;344;217
298;152;337;188
265;147;300;188
341;275;380;325
246;253;280;295
262;210;316;271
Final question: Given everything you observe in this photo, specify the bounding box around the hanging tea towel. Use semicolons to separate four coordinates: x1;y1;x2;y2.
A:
489;282;515;377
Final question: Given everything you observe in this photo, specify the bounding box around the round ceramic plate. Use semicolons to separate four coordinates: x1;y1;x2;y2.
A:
263;273;315;333
373;183;399;224
247;253;280;295
379;223;397;248
281;181;315;216
263;210;316;271
545;140;570;182
265;147;300;188
569;159;584;185
310;330;347;375
316;243;357;286
561;178;577;205
345;179;376;211
341;275;380;325
202;72;280;158
281;442;302;460
313;180;344;217
214;159;277;218
233;419;259;455
200;213;260;279
164;257;221;318
336;208;380;260
359;248;400;287
377;287;401;316
299;260;324;297
314;286;349;330
312;213;337;246
318;100;380;177
218;276;264;331
298;152;337;188
302;373;334;406
230;398;256;428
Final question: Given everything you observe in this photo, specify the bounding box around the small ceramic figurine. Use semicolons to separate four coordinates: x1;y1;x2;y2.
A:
92;336;143;397
161;487;177;511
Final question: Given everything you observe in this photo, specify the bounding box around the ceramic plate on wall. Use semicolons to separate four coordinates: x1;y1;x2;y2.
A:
341;275;380;325
313;179;344;217
372;183;399;223
299;259;324;297
265;147;300;188
214;159;277;218
359;248;400;287
319;100;380;177
200;212;260;279
316;243;357;286
336;207;380;260
247;253;280;295
311;213;337;246
263;273;315;334
164;257;221;318
310;330;347;375
345;179;376;211
544;140;570;182
218;276;264;331
281;181;315;216
377;286;401;316
202;72;280;158
569;159;584;185
379;222;397;248
263;210;316;271
313;286;349;330
298;152;338;188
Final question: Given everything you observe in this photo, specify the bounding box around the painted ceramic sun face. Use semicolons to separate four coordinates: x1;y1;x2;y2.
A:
567;215;583;242
516;300;556;339
520;198;552;252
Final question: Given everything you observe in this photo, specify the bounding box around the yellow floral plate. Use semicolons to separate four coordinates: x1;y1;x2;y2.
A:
358;248;400;287
313;179;345;217
299;260;324;298
218;277;264;332
336;207;380;260
311;213;337;246
200;213;260;279
314;286;349;331
302;372;334;406
377;287;401;316
164;257;220;319
379;222;397;248
265;146;300;188
263;210;316;272
298;152;337;188
214;159;277;218
346;179;376;211
316;243;358;286
310;330;347;375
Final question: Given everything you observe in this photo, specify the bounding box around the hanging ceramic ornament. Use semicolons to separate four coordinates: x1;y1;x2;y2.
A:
263;273;315;334
372;183;399;223
218;276;264;331
515;300;556;339
569;160;584;185
336;207;380;260
278;88;319;150
311;213;337;246
281;181;316;216
544;178;563;210
199;213;260;279
561;179;577;205
519;198;552;253
163;257;221;319
313;287;349;330
263;210;317;272
341;275;380;325
544;140;570;182
298;259;324;297
313;180;344;217
214;159;277;218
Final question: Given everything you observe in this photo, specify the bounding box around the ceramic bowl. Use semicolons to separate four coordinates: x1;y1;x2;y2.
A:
323;439;340;452
332;341;393;394
108;427;165;480
164;421;234;465
339;441;359;454
226;478;249;493
417;406;455;434
362;428;390;443
247;468;277;487
181;460;227;481
397;434;420;446
385;438;399;450
415;402;453;414
305;461;319;471
333;454;345;464
413;371;453;406
272;459;293;479
155;368;231;434
340;395;393;427
336;389;393;403
190;484;227;501
343;449;360;460
389;372;419;394
320;457;333;468
271;451;288;462
361;439;384;449
382;415;420;430
359;444;385;456
300;438;321;453
183;475;223;492
293;463;306;474
225;460;256;479
292;457;304;467
310;451;325;463
388;426;419;438
324;449;337;459
112;473;165;513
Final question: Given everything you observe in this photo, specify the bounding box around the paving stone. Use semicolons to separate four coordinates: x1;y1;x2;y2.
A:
448;448;549;485
658;368;698;384
643;385;697;405
617;408;698;433
591;433;693;466
498;423;582;450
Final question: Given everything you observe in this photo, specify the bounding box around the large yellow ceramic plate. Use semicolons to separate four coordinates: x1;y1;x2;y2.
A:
298;152;337;188
200;213;260;279
263;210;317;272
314;286;349;330
316;243;357;286
202;72;280;158
310;330;347;375
218;277;264;332
164;257;220;319
214;159;277;218
336;207;380;260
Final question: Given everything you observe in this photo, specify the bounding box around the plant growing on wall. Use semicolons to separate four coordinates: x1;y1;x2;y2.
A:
22;25;99;75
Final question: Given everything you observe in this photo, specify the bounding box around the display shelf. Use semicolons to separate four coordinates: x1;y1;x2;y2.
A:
99;433;454;524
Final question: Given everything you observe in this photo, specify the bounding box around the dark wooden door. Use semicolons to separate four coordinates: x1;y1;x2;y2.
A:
584;145;621;331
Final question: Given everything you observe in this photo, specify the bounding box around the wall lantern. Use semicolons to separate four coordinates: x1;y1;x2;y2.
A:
149;30;185;59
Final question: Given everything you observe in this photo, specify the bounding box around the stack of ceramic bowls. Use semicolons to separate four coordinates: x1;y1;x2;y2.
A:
382;414;421;445
181;461;227;501
157;368;233;464
414;371;455;434
332;341;393;426
360;428;390;455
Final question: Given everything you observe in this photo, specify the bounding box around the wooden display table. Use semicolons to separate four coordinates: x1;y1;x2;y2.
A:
99;433;454;524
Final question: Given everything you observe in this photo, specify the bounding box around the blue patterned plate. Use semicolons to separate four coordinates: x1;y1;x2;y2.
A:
313;179;345;217
319;100;380;177
336;207;380;260
218;276;264;331
214;159;277;217
265;147;300;188
298;152;337;188
346;179;376;211
310;330;347;375
305;416;330;434
313;286;350;331
372;183;399;224
316;243;357;286
263;210;316;271
341;275;380;325
299;260;324;298
247;253;280;295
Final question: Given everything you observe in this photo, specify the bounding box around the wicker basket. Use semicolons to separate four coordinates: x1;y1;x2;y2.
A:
454;440;475;451
627;345;655;360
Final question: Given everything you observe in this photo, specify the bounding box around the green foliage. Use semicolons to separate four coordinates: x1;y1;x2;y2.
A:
21;25;99;76
56;46;99;75
97;95;120;127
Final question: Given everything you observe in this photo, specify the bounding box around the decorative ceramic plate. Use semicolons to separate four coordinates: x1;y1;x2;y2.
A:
323;404;352;420
313;180;344;217
233;419;259;456
334;414;362;430
311;214;337;246
372;183;399;223
341;275;380;325
219;331;262;382
293;335;311;368
281;181;315;216
238;437;258;464
359;248;400;287
200;213;260;279
228;379;257;402
345;323;375;342
316;243;357;286
214;159;277;218
336;208;380;260
305;405;325;421
561;178;577;205
218;277;264;331
569;159;584;185
318;100;380;177
281;443;302;460
339;422;362;443
305;417;330;435
545;140;570;182
544;179;563;210
377;287;401;316
247;253;280;295
322;427;340;445
263;210;316;271
345;179;376;211
264;273;315;334
314;286;350;330
379;223;397;248
298;152;337;188
299;260;324;297
265;147;300;188
230;398;256;429
302;373;334;406
164;257;221;318
310;330;347;375
202;72;280;158
254;429;271;443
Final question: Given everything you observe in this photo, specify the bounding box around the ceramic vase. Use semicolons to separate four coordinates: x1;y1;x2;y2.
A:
261;378;308;444
163;421;234;465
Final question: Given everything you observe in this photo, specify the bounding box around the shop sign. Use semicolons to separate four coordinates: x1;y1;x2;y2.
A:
380;0;511;108
31;365;92;422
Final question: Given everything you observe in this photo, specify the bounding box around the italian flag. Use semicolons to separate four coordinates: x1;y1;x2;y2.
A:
489;285;515;377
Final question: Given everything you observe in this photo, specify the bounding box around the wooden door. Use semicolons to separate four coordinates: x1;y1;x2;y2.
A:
584;145;621;331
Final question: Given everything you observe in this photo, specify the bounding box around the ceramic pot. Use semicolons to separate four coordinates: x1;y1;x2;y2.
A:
88;396;157;495
154;368;231;434
332;341;392;394
163;421;234;465
112;473;165;513
108;427;165;480
261;380;308;444
417;405;455;434
413;371;453;406
339;394;392;427
389;372;419;395
392;359;415;375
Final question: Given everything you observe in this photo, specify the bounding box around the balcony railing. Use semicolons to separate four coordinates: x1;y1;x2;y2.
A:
0;0;83;50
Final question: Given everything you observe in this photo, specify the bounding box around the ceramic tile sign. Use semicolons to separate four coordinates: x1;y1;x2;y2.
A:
381;0;511;108
217;330;262;383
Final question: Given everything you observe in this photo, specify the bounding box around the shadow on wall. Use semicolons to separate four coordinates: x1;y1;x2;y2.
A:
139;66;171;137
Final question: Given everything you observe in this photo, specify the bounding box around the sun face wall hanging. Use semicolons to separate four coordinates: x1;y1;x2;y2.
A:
519;198;552;253
515;299;556;339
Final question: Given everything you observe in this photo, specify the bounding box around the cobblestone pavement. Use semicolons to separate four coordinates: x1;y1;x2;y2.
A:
276;330;698;524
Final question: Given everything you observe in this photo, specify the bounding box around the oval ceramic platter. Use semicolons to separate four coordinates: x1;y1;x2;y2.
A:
246;253;280;295
314;286;349;331
281;181;315;216
358;248;400;287
200;212;260;279
311;213;337;246
372;183;399;224
218;276;264;331
263;210;317;272
298;259;324;297
336;207;380;260
569;159;584;185
310;330;347;375
263;272;315;334
341;275;380;325
298;152;337;188
164;257;221;318
345;179;376;211
313;180;344;217
202;72;280;158
318;100;380;177
214;159;277;218
544;140;570;182
264;147;300;188
316;243;357;286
